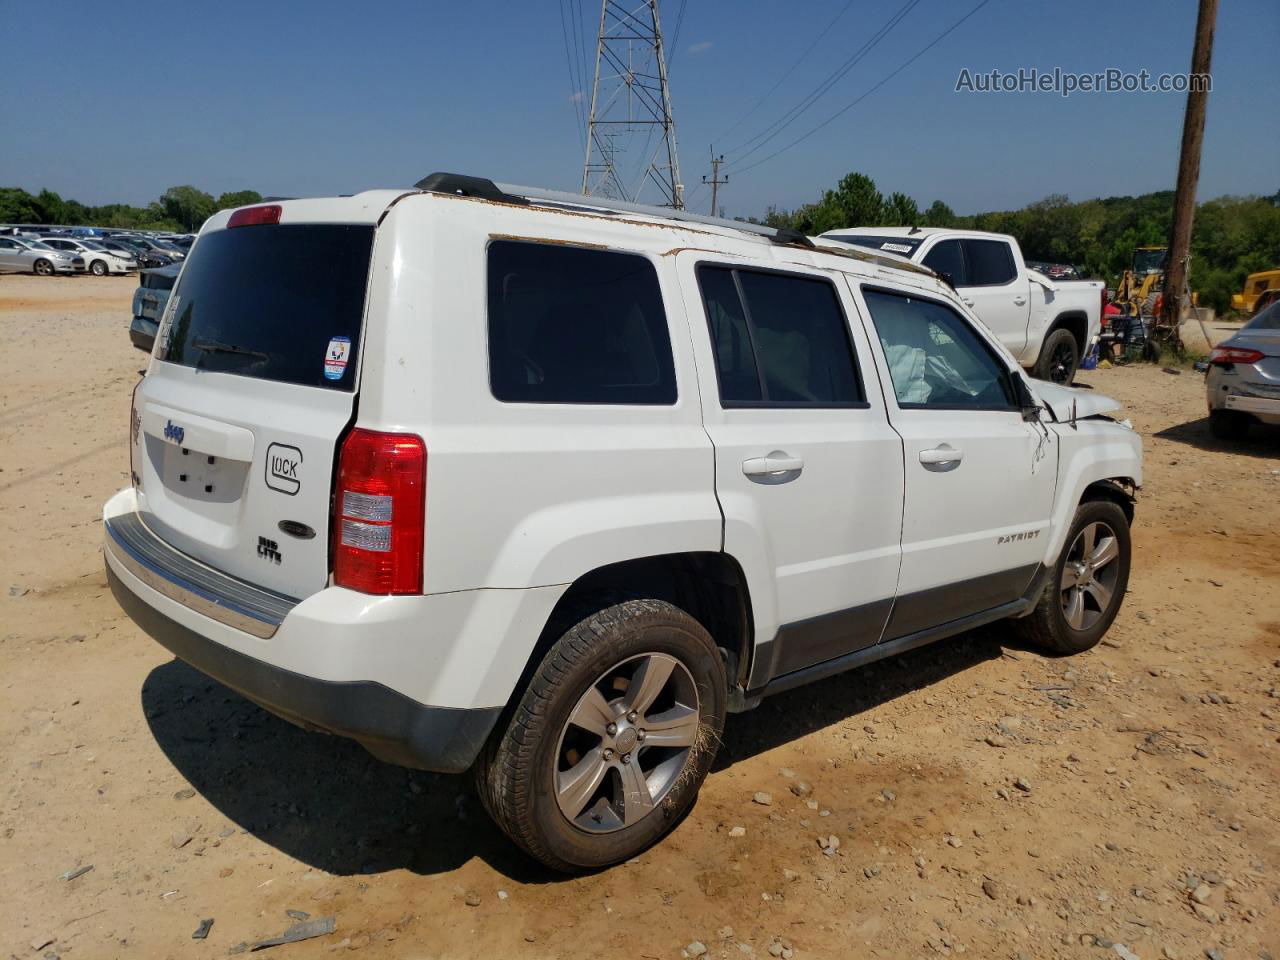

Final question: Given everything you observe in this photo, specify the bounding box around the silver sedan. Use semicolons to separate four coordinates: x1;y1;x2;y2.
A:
0;236;80;274
1205;300;1280;439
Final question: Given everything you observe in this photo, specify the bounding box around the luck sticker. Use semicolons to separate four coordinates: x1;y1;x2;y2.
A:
324;336;351;381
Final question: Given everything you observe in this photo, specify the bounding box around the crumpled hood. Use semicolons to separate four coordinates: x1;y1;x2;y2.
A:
1031;380;1122;422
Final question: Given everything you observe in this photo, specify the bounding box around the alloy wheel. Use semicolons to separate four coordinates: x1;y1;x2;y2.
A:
554;652;700;834
1060;520;1121;631
1049;340;1076;383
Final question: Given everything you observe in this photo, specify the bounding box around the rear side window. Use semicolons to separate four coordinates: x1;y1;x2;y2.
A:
697;265;864;407
158;224;373;391
922;239;966;285
962;239;1016;286
862;288;1015;409
487;240;676;405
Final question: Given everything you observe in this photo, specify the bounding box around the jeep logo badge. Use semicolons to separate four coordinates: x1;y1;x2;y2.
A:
265;442;303;496
163;420;185;445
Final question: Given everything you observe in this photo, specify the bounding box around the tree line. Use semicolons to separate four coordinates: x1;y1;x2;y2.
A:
5;175;1277;314
0;185;263;234
756;172;1280;314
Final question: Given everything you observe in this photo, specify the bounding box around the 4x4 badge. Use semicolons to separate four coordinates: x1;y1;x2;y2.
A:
265;442;303;496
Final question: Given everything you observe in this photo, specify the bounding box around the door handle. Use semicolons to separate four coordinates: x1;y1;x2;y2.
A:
1013;295;1027;306
742;453;804;478
919;444;963;468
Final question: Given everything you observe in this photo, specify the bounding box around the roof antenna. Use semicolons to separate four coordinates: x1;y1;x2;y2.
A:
908;225;921;235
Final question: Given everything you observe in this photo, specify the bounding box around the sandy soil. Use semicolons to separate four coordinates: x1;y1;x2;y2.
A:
1;273;1277;960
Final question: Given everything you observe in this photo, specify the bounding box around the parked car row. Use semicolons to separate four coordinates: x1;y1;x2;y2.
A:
0;224;193;275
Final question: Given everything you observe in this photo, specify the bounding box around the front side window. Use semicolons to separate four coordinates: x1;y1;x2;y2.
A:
922;239;966;285
862;288;1015;409
697;265;864;407
487;241;676;405
962;239;1016;286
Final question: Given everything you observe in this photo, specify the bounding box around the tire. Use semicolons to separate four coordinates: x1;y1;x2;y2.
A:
33;258;53;276
1013;500;1131;655
1208;409;1250;441
1034;328;1080;385
90;259;107;276
476;599;726;872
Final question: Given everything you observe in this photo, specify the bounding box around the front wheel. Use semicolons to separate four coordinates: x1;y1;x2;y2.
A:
476;599;726;872
1034;328;1080;385
90;259;108;276
1013;500;1131;655
33;258;53;276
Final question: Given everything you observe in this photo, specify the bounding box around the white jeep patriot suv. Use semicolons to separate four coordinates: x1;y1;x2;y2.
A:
105;174;1142;871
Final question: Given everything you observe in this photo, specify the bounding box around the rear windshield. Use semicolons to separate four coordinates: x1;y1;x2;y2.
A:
1245;301;1280;331
158;224;373;390
825;234;923;258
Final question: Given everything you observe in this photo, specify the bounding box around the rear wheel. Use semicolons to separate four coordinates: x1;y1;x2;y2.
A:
476;599;726;872
1014;500;1131;655
1035;328;1080;384
1209;409;1250;441
90;259;107;276
33;258;53;276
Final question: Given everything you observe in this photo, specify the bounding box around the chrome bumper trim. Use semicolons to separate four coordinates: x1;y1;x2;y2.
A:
105;512;297;639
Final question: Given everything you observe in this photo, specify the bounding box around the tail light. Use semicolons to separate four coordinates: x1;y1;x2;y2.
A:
333;429;426;595
227;204;282;228
1209;346;1264;366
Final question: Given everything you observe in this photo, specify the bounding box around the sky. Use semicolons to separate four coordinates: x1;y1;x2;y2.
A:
3;0;1277;219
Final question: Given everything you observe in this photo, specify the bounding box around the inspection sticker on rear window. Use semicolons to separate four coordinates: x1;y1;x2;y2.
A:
324;336;351;381
880;242;913;254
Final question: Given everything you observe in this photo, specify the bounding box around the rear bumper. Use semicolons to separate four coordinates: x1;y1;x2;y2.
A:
107;562;499;771
1224;393;1280;422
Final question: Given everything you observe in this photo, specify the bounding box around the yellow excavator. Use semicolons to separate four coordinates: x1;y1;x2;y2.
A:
1106;245;1199;359
1112;246;1170;319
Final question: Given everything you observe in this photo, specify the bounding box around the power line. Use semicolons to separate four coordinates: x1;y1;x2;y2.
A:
724;0;922;162
724;0;996;177
666;0;689;69
558;0;587;151
713;0;857;144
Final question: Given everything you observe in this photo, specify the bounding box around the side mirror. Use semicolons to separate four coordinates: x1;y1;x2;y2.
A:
1012;376;1041;421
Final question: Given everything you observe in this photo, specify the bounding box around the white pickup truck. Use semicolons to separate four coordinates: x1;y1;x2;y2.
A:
822;227;1104;385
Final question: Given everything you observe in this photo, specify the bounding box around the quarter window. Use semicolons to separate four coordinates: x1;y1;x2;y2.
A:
962;239;1016;286
697;265;864;407
487;241;676;405
862;288;1015;409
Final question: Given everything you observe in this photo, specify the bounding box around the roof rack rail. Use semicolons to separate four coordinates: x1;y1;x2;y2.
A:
412;172;819;249
496;181;816;248
414;172;528;206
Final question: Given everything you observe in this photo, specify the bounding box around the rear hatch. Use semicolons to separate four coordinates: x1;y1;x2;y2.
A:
132;214;376;599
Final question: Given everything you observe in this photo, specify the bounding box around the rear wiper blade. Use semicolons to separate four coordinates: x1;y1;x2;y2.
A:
192;336;268;361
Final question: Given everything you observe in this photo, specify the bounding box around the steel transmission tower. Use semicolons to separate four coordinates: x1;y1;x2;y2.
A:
582;0;684;208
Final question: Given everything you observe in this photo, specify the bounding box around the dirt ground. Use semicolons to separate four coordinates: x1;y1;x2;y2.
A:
1;274;1277;960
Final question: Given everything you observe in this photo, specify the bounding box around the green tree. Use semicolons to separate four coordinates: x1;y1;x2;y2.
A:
921;200;957;227
0;187;42;223
160;185;217;231
884;191;920;226
216;190;263;211
827;171;885;228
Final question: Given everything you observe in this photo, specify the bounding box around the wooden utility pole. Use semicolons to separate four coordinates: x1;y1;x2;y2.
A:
703;149;728;217
1162;0;1218;338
